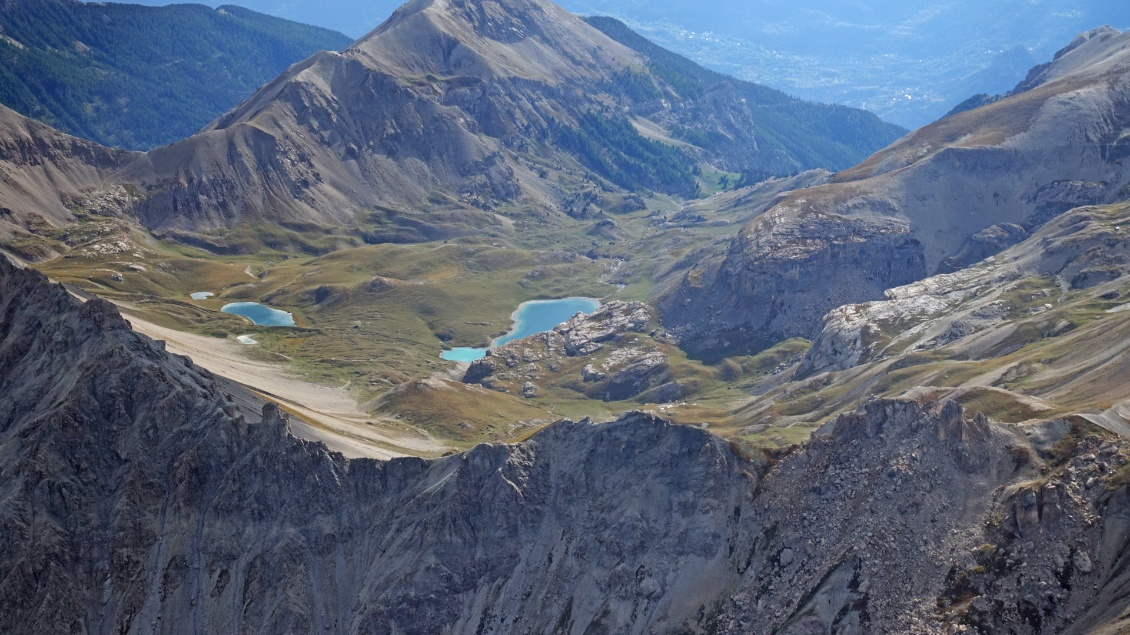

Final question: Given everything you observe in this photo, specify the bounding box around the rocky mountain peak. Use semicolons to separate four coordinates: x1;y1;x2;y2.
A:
349;0;638;82
0;0;904;250
1012;25;1129;94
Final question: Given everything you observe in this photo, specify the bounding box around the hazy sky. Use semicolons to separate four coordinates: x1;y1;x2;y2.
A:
115;0;1129;45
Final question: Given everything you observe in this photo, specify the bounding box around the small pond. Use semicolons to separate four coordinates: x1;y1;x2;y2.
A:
190;291;214;300
221;302;295;327
236;335;259;345
442;347;491;363
441;297;600;362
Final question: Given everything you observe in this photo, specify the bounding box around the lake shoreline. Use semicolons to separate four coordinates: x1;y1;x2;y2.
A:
442;297;601;363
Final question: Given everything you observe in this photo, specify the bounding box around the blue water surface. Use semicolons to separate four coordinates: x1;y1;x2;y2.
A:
221;302;296;327
442;347;490;363
441;297;600;362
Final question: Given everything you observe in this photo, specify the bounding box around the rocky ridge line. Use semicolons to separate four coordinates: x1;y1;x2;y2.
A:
3;257;1130;632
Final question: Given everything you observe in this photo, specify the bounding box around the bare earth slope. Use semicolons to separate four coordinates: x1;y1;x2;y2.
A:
4;242;1130;633
661;26;1130;359
0;105;139;259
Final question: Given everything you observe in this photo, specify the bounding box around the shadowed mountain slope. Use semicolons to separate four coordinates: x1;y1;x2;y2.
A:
0;0;352;150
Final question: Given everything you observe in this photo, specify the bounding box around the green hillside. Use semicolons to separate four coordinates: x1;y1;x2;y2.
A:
0;0;352;150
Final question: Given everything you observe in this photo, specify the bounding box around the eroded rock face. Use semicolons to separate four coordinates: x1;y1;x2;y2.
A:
662;210;925;359
3;257;1130;634
0;260;749;633
661;28;1130;356
463;300;670;401
0;105;140;260
561;299;651;356
796;202;1130;378
711;399;1130;634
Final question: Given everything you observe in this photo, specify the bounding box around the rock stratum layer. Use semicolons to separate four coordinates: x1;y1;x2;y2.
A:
4;249;1130;633
797;200;1130;381
662;26;1130;358
461;301;678;402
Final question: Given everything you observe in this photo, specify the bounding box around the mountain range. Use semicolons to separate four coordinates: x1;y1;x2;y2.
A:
660;25;1130;360
0;0;902;256
114;0;1130;128
3;0;1130;632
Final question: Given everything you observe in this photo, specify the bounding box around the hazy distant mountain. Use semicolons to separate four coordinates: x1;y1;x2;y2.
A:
126;0;1130;128
566;0;1130;127
0;0;352;149
117;0;405;39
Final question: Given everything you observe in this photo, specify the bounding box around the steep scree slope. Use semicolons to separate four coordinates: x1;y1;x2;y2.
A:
0;105;140;260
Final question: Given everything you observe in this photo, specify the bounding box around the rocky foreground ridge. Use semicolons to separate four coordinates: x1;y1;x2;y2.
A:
661;26;1130;359
3;257;1130;633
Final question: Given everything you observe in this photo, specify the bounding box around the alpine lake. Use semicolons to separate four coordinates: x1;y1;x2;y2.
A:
441;297;600;362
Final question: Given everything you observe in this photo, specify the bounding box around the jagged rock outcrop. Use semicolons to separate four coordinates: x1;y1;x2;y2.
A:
709;399;1130;634
4;257;1130;633
560;299;650;356
0;261;748;633
662;26;1130;356
664;209;926;360
796;201;1130;378
463;300;673;401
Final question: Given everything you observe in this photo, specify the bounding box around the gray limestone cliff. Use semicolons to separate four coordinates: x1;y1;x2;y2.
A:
661;27;1130;357
796;201;1130;379
462;301;675;402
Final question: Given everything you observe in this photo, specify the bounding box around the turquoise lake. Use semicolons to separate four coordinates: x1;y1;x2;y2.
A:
441;297;600;362
221;302;295;327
